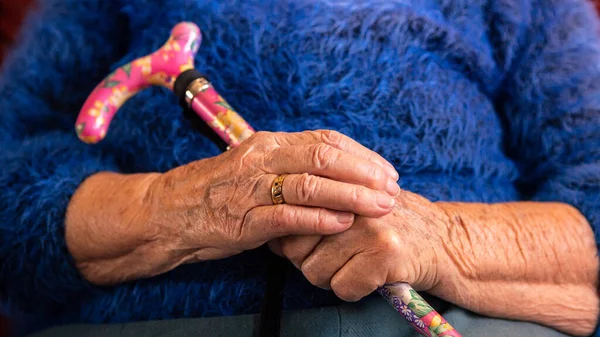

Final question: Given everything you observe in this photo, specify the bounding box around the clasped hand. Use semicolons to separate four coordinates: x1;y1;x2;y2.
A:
270;189;450;302
146;130;449;299
144;130;400;262
68;130;450;298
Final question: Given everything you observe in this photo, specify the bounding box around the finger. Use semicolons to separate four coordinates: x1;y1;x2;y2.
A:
240;205;354;246
283;174;395;216
300;230;363;289
255;173;395;216
277;235;322;269
314;130;399;180
264;144;399;196
330;253;388;302
274;130;399;180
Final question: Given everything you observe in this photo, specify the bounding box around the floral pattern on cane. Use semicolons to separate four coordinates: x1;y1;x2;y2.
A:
407;289;435;317
133;56;153;77
148;71;175;88
94;116;105;129
88;100;106;117
215;95;233;110
400;304;412;316
415;319;426;330
109;86;131;106
378;284;461;337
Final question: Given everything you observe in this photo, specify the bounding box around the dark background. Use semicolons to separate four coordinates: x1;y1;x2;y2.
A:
0;0;35;65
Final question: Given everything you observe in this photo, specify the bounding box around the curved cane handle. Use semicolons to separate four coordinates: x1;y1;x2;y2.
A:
75;22;201;143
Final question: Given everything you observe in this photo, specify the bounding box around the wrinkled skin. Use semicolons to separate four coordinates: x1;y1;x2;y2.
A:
144;130;401;262
269;190;447;302
66;130;400;284
270;191;600;336
66;130;599;336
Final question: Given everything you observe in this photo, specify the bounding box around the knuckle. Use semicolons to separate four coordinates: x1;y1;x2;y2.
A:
296;173;320;203
280;243;305;267
300;262;317;284
310;143;336;169
303;130;323;143
314;208;329;231
374;229;402;253
319;130;345;148
270;132;289;147
301;261;328;289
366;278;381;293
369;166;386;185
272;206;293;227
331;279;357;302
247;131;270;145
348;186;362;208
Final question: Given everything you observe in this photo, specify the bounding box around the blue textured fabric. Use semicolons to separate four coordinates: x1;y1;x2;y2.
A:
0;0;598;335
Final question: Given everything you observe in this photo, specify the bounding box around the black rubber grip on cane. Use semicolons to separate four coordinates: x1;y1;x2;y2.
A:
173;68;207;107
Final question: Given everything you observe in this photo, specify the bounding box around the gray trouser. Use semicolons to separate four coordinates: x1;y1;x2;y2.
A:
30;295;569;337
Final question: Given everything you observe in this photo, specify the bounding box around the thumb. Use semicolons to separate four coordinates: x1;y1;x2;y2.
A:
241;205;354;245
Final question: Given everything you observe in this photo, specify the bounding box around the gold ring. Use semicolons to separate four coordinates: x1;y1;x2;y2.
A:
271;174;287;205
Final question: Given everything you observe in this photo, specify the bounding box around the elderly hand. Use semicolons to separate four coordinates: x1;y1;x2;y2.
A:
66;130;400;284
271;191;600;336
269;190;450;302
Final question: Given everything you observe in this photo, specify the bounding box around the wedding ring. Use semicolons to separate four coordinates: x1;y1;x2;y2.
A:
271;175;287;205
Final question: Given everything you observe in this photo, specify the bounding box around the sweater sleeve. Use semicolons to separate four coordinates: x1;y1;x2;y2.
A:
496;0;600;247
0;1;127;313
496;2;600;334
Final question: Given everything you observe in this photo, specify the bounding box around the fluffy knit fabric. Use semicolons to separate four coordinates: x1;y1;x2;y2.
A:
0;0;599;334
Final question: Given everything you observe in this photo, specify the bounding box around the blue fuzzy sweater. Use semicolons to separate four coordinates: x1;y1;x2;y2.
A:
1;0;599;334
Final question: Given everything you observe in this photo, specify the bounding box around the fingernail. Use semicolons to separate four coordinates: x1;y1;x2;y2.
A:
386;177;400;196
377;193;395;209
383;164;399;181
336;212;355;224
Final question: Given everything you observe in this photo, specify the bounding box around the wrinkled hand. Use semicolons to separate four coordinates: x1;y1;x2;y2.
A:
269;190;451;302
66;130;401;285
145;130;400;264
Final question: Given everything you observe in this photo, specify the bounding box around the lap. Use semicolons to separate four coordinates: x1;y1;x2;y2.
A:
29;295;569;337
